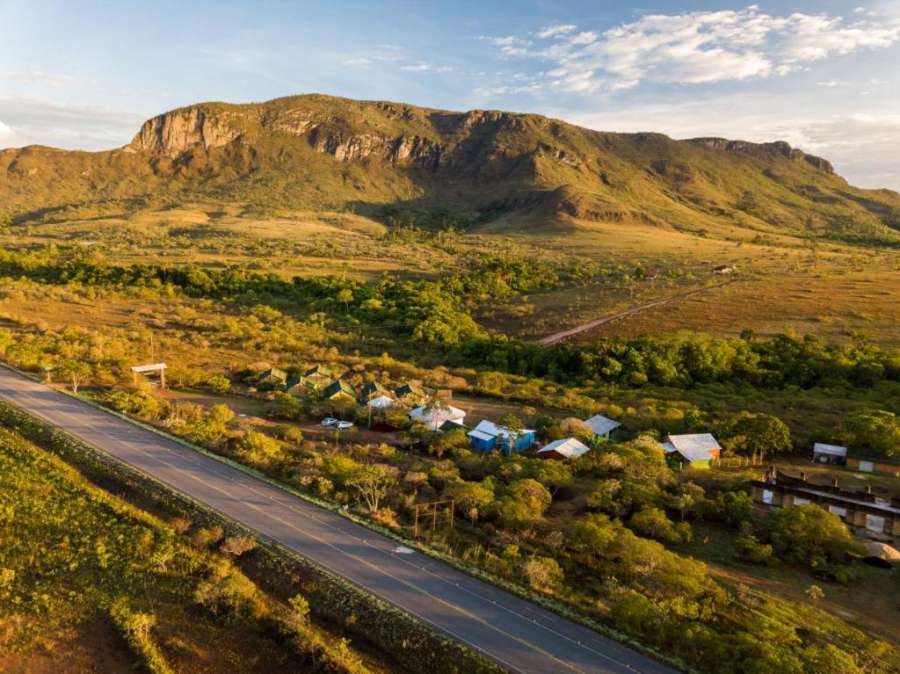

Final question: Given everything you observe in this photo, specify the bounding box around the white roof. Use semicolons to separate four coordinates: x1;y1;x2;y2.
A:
584;414;621;436
468;430;495;442
131;362;167;373
664;433;721;462
468;419;535;440
367;395;395;409
813;442;847;457
537;437;590;459
410;404;466;430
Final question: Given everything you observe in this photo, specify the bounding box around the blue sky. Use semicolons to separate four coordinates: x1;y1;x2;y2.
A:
1;0;899;189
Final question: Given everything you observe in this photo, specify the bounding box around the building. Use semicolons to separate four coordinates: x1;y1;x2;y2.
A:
303;364;333;385
394;382;427;404
812;442;848;466
752;469;900;540
584;414;621;439
537;437;590;460
285;375;317;395
322;380;357;401
661;433;721;469
468;420;536;454
256;367;288;389
846;455;900;477
358;382;388;402
366;394;395;410
409;404;466;431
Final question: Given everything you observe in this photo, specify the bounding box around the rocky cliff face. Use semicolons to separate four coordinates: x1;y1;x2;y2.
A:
128;106;244;155
688;137;834;174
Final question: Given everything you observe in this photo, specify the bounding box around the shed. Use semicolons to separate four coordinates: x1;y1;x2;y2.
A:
584;414;621;439
537;437;590;460
813;442;848;465
322;380;357;401
257;367;288;389
358;382;388;401
467;420;536;455
662;433;721;469
394;382;426;402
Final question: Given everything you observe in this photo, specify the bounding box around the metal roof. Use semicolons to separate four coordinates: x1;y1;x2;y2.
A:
537;437;590;459
813;442;848;457
584;414;621;436
131;363;167;373
664;433;721;462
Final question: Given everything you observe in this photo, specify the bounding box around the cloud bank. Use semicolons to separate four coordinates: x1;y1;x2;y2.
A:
485;5;900;93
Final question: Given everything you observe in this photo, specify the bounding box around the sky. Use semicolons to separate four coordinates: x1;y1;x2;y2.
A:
1;0;899;189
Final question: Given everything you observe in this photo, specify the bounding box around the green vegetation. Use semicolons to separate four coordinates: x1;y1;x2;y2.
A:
2;93;899;674
0;427;370;673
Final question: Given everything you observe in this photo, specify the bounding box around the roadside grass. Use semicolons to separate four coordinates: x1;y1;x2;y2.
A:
0;426;374;674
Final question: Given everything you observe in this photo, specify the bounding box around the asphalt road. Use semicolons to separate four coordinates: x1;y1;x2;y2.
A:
0;365;678;674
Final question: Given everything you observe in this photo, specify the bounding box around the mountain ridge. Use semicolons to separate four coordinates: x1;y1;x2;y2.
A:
2;93;898;245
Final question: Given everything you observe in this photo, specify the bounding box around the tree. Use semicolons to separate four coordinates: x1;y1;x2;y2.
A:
494;479;551;530
522;556;563;591
629;507;691;544
846;410;900;457
208;374;231;393
444;480;494;523
58;359;91;393
346;464;396;513
336;288;354;314
233;431;284;467
725;412;792;459
734;522;773;564
768;504;861;569
498;413;525;433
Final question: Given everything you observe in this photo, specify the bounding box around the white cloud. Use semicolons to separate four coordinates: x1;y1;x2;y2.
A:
480;35;532;57
483;6;900;92
537;24;576;39
400;62;453;73
0;98;145;151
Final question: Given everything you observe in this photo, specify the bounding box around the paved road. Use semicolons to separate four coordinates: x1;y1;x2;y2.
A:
537;281;734;345
0;365;678;674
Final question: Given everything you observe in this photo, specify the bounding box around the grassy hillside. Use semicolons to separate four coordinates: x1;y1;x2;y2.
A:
2;94;900;247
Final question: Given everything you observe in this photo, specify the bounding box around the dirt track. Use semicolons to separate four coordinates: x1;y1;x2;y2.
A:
537;280;736;345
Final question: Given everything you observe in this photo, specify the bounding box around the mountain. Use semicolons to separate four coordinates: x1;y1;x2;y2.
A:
2;93;899;244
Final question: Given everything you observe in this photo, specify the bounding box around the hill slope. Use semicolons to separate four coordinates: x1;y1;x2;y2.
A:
2;93;899;244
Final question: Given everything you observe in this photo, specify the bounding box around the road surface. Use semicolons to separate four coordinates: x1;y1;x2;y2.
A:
0;365;678;674
538;281;734;345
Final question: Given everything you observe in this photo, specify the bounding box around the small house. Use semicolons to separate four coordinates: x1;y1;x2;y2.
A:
366;394;395;410
812;442;848;466
537;437;590;460
358;382;388;402
661;433;721;469
409;404;466;431
257;367;288;389
468;420;536;455
303;364;333;384
285;375;317;395
584;414;622;439
394;382;427;404
322;380;357;401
